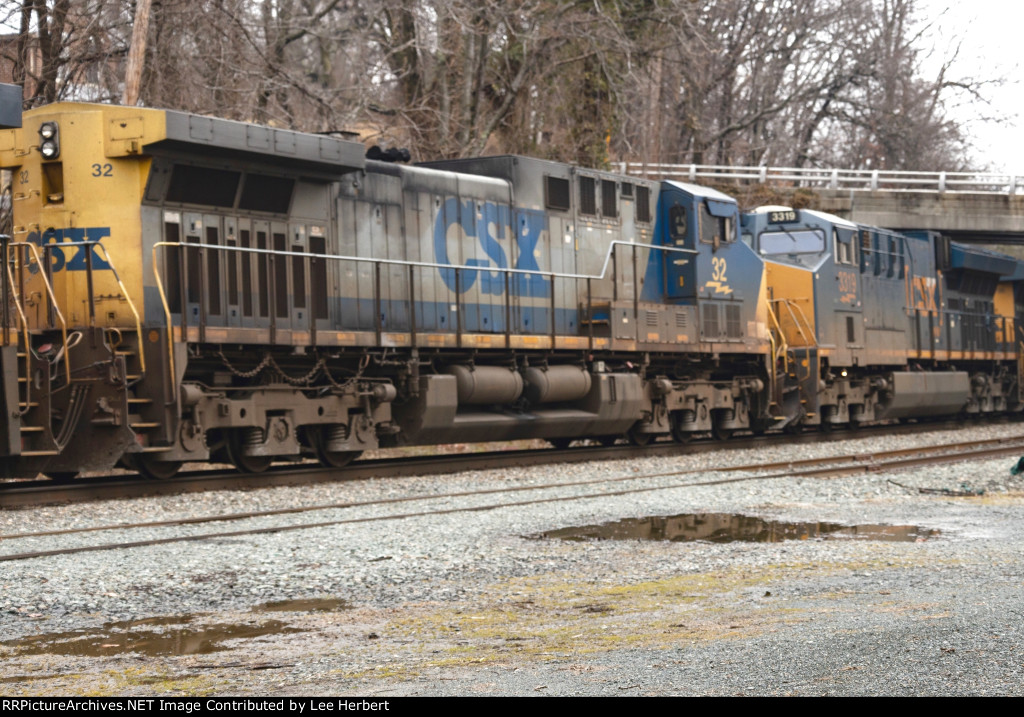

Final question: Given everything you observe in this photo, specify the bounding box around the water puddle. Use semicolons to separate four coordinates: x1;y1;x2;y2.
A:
0;673;56;684
2;615;305;657
540;512;938;543
253;597;351;613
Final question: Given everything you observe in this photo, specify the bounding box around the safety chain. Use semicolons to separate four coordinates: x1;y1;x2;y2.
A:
262;353;324;385
216;350;271;379
322;353;370;391
218;349;373;389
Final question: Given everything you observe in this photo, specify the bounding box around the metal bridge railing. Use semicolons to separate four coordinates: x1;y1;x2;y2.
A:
617;163;1024;196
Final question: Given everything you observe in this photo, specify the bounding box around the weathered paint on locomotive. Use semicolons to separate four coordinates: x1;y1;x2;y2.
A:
419;155;679;351
903;232;1017;362
745;206;1023;426
4;101;1024;480
994;283;1015;345
0;103;170;330
646;181;770;356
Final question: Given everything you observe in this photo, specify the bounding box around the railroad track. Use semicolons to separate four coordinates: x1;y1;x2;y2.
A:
0;418;1010;508
2;431;1021;564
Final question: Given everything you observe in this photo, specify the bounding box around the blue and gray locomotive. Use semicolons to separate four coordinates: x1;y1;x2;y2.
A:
0;102;1019;479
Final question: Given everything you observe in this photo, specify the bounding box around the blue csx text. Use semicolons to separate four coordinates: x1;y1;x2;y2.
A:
433;199;550;297
25;227;112;273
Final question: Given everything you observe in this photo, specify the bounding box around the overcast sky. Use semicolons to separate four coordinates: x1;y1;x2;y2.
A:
916;1;1022;173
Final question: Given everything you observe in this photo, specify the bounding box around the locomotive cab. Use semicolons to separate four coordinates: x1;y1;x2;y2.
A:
652;182;766;352
742;206;863;428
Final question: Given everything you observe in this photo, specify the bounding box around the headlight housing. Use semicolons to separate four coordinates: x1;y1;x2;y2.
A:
38;122;59;159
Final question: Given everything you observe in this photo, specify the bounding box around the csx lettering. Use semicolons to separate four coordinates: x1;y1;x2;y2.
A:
911;276;937;312
25;227;113;274
433;199;549;297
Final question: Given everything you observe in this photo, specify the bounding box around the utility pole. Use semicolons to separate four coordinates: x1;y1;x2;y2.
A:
123;0;153;107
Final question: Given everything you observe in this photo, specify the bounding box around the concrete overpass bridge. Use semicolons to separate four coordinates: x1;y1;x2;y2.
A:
619;163;1024;246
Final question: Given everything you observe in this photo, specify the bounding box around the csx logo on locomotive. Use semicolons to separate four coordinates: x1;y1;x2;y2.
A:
24;227;112;273
433;199;550;297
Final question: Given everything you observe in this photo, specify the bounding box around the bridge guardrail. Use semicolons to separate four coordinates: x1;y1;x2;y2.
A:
617;163;1024;196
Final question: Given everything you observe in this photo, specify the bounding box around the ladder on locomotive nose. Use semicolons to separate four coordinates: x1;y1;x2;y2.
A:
766;298;818;420
1;239;73;457
1;239;147;462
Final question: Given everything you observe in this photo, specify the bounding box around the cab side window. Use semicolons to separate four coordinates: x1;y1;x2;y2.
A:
700;204;732;245
834;228;856;265
669;205;688;246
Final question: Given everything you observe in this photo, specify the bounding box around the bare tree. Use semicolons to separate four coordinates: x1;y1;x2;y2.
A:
0;0;994;171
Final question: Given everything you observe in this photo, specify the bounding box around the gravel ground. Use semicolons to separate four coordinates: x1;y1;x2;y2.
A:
1;423;1024;696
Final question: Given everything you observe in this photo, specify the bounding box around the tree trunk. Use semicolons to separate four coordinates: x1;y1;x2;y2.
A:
123;0;153;107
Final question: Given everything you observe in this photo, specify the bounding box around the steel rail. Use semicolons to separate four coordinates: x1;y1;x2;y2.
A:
3;433;1021;543
0;418;992;508
2;433;1020;563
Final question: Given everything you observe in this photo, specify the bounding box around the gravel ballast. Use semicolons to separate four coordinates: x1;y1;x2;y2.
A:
2;423;1023;696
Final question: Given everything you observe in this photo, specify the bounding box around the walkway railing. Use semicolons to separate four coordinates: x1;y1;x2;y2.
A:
150;239;702;391
617;163;1024;196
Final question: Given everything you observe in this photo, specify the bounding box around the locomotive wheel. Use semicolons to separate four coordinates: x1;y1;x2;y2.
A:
627;426;653;446
711;423;734;441
127;454;182;480
669;414;692;444
309;427;361;469
225;430;272;473
547;437;573;450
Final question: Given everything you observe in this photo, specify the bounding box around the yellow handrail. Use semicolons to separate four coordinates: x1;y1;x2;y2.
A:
764;300;789;370
4;253;33;414
770;297;817;348
90;242;146;378
764;320;780;408
150;242;177;394
786;300;818;347
7;241;71;384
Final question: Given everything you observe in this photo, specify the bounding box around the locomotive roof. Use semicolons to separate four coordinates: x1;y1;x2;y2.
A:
420;155;658;184
155;108;366;175
949;242;1019;276
998;261;1024;282
802;208;857;228
663;180;737;203
27;102;367;176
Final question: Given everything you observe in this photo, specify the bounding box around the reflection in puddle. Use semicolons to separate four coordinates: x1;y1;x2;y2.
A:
3;616;304;657
253;598;351;613
541;513;938;543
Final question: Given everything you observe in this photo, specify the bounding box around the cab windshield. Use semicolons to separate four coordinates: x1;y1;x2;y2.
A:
758;229;825;255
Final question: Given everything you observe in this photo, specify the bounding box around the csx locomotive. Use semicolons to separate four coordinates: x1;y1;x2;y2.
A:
0;102;1020;479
